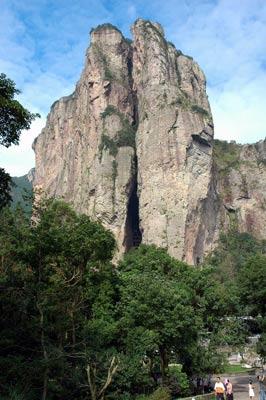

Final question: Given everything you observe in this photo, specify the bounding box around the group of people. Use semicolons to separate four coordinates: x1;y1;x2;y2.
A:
214;374;265;400
214;377;233;400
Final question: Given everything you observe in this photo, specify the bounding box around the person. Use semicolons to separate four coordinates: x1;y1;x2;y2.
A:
224;378;228;392
249;380;255;400
226;379;233;400
257;375;266;400
214;377;225;400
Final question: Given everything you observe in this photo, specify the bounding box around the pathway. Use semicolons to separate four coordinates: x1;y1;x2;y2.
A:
226;374;259;400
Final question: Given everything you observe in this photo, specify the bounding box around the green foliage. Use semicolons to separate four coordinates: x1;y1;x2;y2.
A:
116;123;136;148
168;365;190;397
205;230;266;358
116;245;227;396
0;200;117;399
172;94;210;120
167;41;176;48
221;364;253;373
207;231;265;280
112;160;118;183
100;105;118;119
90;23;122;35
148;387;171;400
0;74;38;210
99;134;118;157
213;139;241;174
191;105;209;117
92;44;114;81
3;204;264;399
99;106;136;159
10;174;33;212
0;167;13;209
238;254;266;317
0;73;40;147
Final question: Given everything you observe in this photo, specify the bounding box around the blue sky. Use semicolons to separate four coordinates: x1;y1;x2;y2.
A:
0;0;266;176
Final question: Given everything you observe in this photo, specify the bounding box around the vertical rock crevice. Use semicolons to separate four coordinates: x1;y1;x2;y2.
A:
123;43;142;251
123;159;142;251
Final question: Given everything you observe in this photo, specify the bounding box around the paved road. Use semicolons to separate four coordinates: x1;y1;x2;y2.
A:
226;374;259;400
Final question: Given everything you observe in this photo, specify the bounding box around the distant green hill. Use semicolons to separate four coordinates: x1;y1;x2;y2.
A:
11;173;33;212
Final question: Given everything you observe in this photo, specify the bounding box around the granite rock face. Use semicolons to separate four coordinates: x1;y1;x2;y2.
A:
213;139;266;241
34;25;136;258
131;20;214;264
33;20;266;264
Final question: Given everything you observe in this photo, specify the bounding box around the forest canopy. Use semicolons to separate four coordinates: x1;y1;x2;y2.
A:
0;200;265;400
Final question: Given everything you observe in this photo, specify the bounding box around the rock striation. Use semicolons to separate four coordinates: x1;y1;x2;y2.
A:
33;20;266;264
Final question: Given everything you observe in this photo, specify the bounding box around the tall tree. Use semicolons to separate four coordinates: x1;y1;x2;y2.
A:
0;168;13;208
116;245;204;396
0;73;39;209
0;200;117;399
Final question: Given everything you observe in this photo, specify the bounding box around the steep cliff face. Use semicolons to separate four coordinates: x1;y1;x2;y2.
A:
34;25;137;258
33;19;266;264
214;139;266;240
131;20;214;264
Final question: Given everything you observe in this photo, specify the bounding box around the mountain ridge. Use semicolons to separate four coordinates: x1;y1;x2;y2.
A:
32;20;266;263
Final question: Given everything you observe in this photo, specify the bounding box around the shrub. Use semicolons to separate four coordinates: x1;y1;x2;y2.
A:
99;134;118;158
213;139;241;174
168;365;190;397
90;23;122;35
100;105;118;119
148;387;171;400
99;106;136;159
191;104;209;117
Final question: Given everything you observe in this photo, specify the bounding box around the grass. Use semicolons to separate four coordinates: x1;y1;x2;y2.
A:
220;364;253;374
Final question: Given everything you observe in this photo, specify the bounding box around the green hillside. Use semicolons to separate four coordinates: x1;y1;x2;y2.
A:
11;174;33;212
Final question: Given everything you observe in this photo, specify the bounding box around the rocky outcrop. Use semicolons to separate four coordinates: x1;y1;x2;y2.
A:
213;139;266;240
34;24;136;258
33;19;266;264
131;20;214;264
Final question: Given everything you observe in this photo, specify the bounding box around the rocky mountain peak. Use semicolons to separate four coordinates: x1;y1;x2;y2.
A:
33;20;266;264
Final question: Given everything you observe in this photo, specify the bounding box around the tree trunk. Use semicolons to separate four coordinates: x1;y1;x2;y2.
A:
37;301;48;400
86;357;119;400
87;364;97;400
159;347;168;384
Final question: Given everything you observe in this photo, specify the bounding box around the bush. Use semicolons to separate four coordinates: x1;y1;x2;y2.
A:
99;106;136;159
99;134;118;157
148;387;171;400
191;105;209;117
168;365;190;397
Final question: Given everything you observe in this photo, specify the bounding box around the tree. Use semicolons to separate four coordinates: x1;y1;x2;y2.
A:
0;73;39;209
116;245;203;396
238;254;266;317
0;200;117;399
0;73;39;147
206;231;265;281
0;167;13;208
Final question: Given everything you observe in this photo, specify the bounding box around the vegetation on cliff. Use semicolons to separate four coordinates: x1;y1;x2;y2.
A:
213;139;242;174
99;105;136;159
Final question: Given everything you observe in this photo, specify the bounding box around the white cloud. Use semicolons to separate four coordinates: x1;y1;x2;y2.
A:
166;0;266;143
0;0;265;176
0;117;46;177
